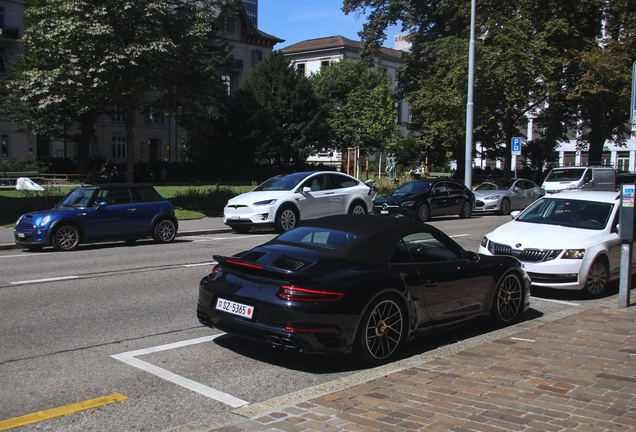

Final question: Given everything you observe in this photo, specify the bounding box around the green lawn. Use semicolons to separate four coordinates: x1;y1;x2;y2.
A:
0;184;255;228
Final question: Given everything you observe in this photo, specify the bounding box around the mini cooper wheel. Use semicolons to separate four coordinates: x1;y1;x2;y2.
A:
153;219;177;243
52;224;80;251
584;260;608;298
349;201;367;215
459;200;473;219
491;273;523;325
356;297;405;365
498;198;511;216
275;206;298;233
416;203;430;222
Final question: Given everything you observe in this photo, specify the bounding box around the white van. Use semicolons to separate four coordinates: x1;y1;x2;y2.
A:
542;166;616;194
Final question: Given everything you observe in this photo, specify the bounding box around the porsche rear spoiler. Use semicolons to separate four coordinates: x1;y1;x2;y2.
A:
213;254;315;281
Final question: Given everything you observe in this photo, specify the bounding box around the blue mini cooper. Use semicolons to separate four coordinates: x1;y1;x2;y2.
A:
14;184;178;251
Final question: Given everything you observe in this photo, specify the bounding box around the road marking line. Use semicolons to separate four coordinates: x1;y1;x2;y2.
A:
449;234;469;238
0;393;128;431
0;253;52;259
530;296;580;306
183;262;217;268
10;276;79;285
111;335;248;408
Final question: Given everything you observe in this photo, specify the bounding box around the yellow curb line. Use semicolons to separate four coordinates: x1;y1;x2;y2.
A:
0;393;128;431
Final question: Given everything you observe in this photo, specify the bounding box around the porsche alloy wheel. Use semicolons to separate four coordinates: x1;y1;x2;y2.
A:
492;273;523;325
357;297;405;365
153;219;177;243
53;225;80;251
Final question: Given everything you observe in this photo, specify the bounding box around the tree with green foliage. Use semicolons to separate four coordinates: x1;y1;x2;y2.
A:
3;0;229;179
312;59;397;159
343;0;635;178
234;50;327;170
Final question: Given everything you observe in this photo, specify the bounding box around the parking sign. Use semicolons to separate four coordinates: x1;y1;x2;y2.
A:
511;137;522;155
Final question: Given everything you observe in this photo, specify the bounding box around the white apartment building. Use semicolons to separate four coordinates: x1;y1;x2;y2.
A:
281;35;409;175
0;0;282;167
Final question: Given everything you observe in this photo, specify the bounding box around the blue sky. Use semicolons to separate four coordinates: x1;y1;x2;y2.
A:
258;0;402;50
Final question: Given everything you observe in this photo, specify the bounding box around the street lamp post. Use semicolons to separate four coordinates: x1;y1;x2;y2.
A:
464;0;476;189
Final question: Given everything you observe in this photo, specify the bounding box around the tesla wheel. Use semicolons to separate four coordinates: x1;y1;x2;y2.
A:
349;201;367;215
232;226;251;234
356;297;406;365
498;198;511;216
491;273;523;325
52;224;80;251
459;201;473;219
584;260;609;298
275;206;298;233
416;203;430;222
153;219;177;243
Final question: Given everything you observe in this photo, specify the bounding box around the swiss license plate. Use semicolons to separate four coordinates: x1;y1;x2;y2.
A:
17;233;25;238
381;210;389;215
216;298;254;319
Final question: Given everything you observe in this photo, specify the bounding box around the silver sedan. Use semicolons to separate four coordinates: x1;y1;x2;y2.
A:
473;178;545;215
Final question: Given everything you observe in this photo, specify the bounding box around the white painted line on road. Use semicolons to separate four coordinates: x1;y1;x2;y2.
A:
0;253;52;259
11;275;80;285
183;262;217;268
449;234;469;238
530;296;580;306
111;335;249;408
511;337;536;342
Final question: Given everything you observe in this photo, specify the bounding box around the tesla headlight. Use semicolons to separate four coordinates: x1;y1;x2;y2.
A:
401;201;416;207
562;249;585;259
39;214;51;227
254;199;276;206
485;194;500;200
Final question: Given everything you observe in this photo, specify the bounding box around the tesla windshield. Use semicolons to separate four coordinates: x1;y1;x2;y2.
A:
254;173;312;191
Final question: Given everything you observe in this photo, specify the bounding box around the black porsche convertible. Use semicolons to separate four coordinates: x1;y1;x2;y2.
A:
197;215;530;364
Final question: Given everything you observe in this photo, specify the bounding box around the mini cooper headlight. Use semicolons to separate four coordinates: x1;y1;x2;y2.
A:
254;199;276;206
39;214;51;227
562;249;585;259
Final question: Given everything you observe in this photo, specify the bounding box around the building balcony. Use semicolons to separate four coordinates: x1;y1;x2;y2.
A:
222;58;243;70
0;26;20;40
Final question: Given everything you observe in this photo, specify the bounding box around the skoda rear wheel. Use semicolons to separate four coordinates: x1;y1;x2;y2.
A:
52;224;80;251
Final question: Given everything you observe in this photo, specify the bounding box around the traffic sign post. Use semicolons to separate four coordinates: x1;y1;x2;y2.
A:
631;62;636;125
511;137;523;178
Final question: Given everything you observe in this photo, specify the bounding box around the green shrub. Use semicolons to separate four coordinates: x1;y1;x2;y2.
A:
169;186;237;215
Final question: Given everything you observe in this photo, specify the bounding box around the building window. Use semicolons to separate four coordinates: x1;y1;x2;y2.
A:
1;134;8;158
321;60;330;68
618;152;630;172
222;75;237;96
90;136;99;156
563;151;576;166
251;49;263;67
223;16;235;33
145;105;164;125
112;137;127;160
296;63;305;77
112;108;126;123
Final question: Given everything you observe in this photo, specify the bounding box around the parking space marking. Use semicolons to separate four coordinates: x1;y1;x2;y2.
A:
11;275;79;285
530;296;580;306
111;335;248;408
0;393;128;431
183;261;217;268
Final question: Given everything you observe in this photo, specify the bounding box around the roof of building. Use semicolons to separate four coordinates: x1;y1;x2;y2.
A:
281;36;405;62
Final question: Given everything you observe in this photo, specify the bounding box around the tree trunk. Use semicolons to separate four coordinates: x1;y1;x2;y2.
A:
76;114;100;174
126;104;135;183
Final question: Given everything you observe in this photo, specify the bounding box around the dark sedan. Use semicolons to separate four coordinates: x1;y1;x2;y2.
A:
197;215;530;364
373;179;475;222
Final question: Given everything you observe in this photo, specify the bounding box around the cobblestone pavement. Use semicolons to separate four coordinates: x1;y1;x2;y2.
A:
175;298;636;432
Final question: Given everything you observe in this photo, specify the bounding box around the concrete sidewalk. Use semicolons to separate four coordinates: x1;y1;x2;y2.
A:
168;295;636;432
0;216;232;250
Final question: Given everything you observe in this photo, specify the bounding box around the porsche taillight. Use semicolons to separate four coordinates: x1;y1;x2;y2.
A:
206;269;220;281
277;286;343;301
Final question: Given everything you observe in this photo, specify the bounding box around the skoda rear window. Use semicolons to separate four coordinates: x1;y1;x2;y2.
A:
277;227;360;248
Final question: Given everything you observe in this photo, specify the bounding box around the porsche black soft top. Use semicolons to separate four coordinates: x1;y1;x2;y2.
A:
268;214;462;264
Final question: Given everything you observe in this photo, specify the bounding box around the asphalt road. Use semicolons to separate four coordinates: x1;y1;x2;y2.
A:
0;214;614;431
